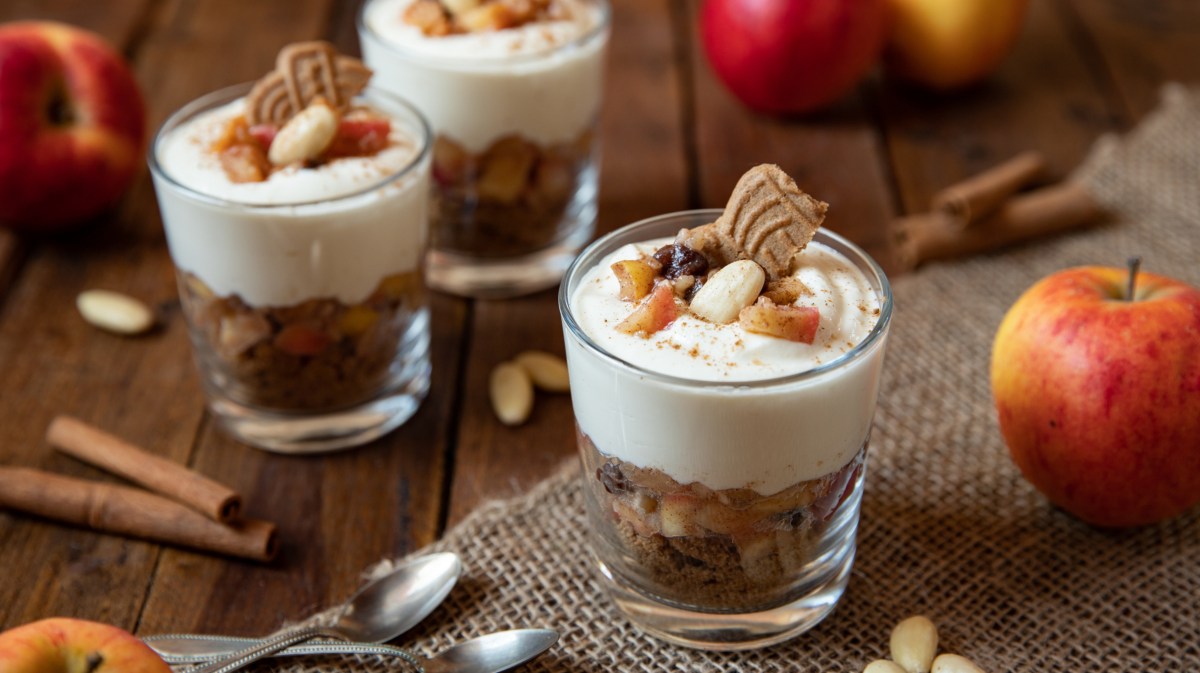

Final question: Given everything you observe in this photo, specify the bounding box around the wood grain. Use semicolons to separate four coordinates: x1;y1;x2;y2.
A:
0;0;1194;649
0;0;187;632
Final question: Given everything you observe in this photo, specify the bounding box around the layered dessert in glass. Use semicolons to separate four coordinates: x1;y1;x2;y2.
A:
149;42;433;452
359;0;610;297
559;165;892;649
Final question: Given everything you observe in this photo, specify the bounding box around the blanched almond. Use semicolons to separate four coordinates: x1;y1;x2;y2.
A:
931;654;986;673
688;260;765;324
864;661;908;673
76;290;155;335
514;350;569;393
490;361;534;426
268;102;338;165
890;616;939;673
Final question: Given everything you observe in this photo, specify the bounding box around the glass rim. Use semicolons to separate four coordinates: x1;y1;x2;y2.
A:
357;0;611;67
147;82;432;210
558;209;894;390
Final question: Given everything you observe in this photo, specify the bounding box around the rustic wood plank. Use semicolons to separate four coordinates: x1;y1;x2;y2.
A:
684;0;898;272
446;0;690;526
1063;0;1200;120
0;0;184;632
877;0;1117;228
128;0;458;635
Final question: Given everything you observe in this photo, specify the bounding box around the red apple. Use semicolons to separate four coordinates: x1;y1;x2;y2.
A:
883;0;1030;90
0;618;171;673
991;264;1200;528
699;0;890;114
0;21;146;231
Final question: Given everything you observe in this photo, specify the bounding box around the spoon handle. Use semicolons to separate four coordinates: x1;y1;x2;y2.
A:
188;626;328;673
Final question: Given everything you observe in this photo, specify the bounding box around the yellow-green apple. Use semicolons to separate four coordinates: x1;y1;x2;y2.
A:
991;263;1200;527
0;21;146;231
883;0;1030;90
0;617;171;673
699;0;889;114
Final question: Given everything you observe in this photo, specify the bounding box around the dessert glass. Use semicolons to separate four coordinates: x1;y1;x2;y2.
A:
558;210;893;650
357;0;611;298
149;83;433;453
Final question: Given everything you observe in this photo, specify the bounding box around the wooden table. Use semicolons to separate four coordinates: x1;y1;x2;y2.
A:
0;0;1194;641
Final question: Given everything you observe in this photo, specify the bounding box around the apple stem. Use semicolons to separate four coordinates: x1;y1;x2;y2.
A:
1126;256;1142;301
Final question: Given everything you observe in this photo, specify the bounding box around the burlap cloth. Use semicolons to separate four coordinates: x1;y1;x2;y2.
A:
256;85;1200;672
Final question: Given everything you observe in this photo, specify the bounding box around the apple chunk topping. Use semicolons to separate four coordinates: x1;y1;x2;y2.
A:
616;282;679;337
606;165;832;341
404;0;562;35
739;297;819;343
611;259;659;301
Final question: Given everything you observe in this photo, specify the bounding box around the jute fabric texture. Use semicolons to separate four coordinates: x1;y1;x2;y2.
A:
250;85;1200;673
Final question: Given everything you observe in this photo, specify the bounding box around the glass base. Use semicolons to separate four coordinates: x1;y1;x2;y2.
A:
425;206;596;299
596;547;853;651
206;325;431;453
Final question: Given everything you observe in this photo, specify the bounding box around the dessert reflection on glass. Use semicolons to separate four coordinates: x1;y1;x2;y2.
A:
359;0;610;297
559;165;893;650
149;42;433;453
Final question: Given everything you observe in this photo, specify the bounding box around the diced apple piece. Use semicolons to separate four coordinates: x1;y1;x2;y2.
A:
531;153;573;204
403;0;452;35
247;123;277;150
432;135;472;186
217;313;270;358
324;117;391;159
611;259;658;301
612;499;657;538
219;144;270;183
477;135;537;203
739;298;820;343
616;282;679;337
762;277;811;305
338;305;379;337
274;323;331;356
733;530;776;563
459;3;517;32
658;493;703;537
694;500;763;536
442;0;481;16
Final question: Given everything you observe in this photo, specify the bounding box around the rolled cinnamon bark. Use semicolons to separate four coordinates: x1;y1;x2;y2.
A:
895;182;1103;270
0;467;277;562
47;415;241;522
931;151;1047;225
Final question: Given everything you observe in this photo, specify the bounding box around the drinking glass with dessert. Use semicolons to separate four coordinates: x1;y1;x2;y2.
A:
559;164;893;650
359;0;610;297
149;41;433;452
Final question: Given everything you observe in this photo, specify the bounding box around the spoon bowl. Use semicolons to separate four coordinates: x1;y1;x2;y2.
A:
188;552;461;673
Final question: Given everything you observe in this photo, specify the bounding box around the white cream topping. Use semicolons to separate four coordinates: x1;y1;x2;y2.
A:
573;238;882;382
153;97;429;308
566;235;888;494
360;0;608;152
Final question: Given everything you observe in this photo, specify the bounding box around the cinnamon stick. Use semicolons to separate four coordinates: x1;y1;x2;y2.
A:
895;182;1103;270
0;467;277;562
47;415;241;523
931;151;1047;225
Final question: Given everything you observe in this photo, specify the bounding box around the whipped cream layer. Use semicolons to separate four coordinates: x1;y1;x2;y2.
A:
566;234;888;495
153;97;429;308
360;0;608;152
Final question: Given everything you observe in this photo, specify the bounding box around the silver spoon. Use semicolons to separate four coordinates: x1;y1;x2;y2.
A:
182;552;461;673
155;630;558;673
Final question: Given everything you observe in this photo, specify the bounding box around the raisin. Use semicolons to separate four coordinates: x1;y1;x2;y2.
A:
652;243;709;280
596;462;630;495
